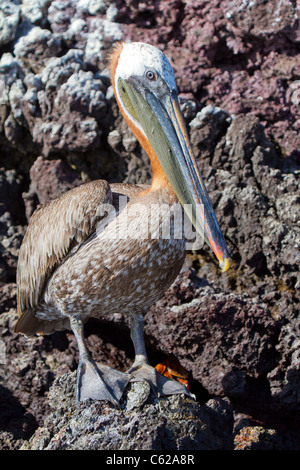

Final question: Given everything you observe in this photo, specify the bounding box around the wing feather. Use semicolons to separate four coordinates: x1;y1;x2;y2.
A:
16;180;112;329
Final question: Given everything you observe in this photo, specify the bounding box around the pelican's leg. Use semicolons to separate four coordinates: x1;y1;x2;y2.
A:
128;314;195;400
128;314;151;369
127;314;158;392
70;316;130;404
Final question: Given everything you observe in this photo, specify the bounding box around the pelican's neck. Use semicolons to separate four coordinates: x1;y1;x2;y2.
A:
123;110;176;196
121;102;176;197
110;43;176;198
119;108;171;192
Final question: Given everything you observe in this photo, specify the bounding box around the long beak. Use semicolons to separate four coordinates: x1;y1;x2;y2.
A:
118;78;230;271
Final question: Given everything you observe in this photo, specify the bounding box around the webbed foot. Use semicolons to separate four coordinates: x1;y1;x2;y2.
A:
77;356;130;404
129;363;195;399
70;315;130;405
128;315;195;400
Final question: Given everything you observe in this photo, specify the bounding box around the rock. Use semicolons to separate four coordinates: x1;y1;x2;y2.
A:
14;26;62;73
121;0;300;159
0;54;24;137
145;270;279;404
0;1;21;48
18;49;106;157
21;0;52;26
0;2;122;164
0;308;76;450
267;319;300;411
22;156;84;220
21;372;234;450
0;0;299;451
234;426;278;450
190;108;300;289
0;167;25;310
47;0;123;67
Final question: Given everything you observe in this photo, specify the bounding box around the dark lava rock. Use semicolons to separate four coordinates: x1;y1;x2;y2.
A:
0;0;299;451
145;269;279;406
22;156;83;220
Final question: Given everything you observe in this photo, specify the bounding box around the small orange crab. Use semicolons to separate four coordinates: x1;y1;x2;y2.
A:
155;357;190;389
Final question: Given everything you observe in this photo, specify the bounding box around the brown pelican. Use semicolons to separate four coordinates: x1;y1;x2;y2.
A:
15;42;230;404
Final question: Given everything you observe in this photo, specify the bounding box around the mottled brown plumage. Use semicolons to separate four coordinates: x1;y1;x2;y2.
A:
16;180;111;334
15;182;185;336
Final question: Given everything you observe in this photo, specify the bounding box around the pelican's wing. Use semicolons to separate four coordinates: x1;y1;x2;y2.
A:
15;180;112;335
110;182;147;207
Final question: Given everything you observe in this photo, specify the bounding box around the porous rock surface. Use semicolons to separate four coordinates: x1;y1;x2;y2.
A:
0;0;299;450
20;374;234;450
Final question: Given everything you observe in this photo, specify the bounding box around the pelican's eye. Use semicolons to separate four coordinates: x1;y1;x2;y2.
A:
145;69;158;82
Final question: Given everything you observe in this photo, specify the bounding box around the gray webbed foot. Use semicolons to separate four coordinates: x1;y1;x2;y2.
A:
77;355;130;404
129;314;195;400
70;315;130;405
129;363;195;399
71;313;195;405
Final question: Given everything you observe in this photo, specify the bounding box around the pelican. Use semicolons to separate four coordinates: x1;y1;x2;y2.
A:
15;42;230;404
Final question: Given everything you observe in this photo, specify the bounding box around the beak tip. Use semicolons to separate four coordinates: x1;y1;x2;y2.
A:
220;257;230;272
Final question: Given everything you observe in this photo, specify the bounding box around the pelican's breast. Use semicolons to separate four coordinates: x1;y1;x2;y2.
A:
39;188;186;321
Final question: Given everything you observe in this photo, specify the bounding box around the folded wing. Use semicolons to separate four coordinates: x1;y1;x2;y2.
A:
15;180;113;335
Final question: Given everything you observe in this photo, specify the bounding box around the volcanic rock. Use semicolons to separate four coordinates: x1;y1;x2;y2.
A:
0;0;299;451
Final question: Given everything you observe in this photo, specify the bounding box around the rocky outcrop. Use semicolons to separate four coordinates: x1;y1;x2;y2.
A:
0;1;20;48
0;0;299;450
20;374;234;450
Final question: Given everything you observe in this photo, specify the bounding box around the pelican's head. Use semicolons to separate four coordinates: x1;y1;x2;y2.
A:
111;42;230;272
